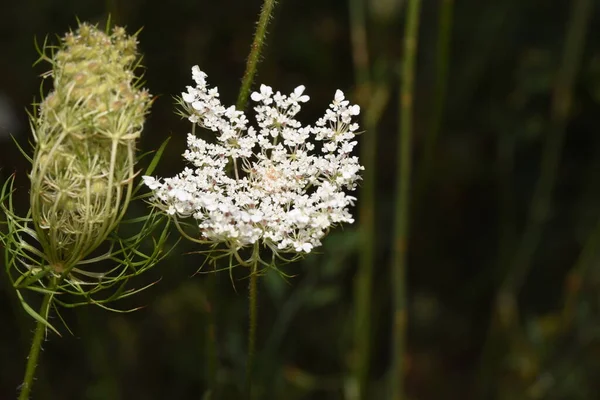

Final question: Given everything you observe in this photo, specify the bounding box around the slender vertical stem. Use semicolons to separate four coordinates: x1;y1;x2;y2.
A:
18;289;54;400
414;0;454;205
497;0;593;316
349;0;373;397
236;0;279;111
392;0;422;399
353;89;389;400
234;1;279;396
246;258;259;399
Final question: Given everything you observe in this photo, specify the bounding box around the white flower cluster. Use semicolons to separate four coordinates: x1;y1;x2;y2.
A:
144;66;362;254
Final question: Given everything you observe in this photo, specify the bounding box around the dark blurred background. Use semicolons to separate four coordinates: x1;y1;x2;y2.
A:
2;0;600;399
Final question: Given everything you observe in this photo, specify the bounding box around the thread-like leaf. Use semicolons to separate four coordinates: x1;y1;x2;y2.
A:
16;290;60;336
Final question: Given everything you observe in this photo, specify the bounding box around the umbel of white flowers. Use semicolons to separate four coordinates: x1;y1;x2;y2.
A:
144;66;362;256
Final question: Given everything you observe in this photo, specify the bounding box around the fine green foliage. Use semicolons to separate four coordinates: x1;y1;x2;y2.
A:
0;21;174;400
0;22;171;331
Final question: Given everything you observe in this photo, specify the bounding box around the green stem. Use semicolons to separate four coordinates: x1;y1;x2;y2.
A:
414;0;454;206
349;0;372;397
18;288;54;400
236;0;279;111
246;259;259;399
391;0;422;399
497;0;592;318
232;4;279;394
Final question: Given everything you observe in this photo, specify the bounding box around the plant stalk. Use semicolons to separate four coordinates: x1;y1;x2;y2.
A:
236;0;279;111
392;0;422;399
234;1;279;396
349;0;373;397
246;259;259;399
18;286;55;400
414;0;454;206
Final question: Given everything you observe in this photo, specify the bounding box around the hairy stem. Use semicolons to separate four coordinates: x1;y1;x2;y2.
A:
246;258;259;399
236;0;279;111
391;0;422;399
18;285;55;400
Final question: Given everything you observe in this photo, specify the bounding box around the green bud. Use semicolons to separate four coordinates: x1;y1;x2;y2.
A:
1;20;169;334
61;198;78;212
63;62;77;76
29;22;152;267
90;178;107;196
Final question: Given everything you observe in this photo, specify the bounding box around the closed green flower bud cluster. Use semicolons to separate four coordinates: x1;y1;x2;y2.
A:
30;23;151;271
2;22;170;331
1;24;170;393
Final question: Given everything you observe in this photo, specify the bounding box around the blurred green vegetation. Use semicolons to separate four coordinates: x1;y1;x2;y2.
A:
1;0;600;399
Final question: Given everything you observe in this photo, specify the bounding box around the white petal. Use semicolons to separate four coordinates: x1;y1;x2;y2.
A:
182;91;195;103
302;243;313;252
260;84;273;96
142;176;160;190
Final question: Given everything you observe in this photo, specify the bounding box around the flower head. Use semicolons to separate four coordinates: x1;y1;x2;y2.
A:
29;23;152;267
1;23;167;327
146;66;362;257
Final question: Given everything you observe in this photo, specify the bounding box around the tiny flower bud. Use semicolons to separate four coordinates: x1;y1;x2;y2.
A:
90;179;107;196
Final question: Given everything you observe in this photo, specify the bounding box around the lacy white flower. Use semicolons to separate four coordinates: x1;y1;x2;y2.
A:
145;66;362;255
